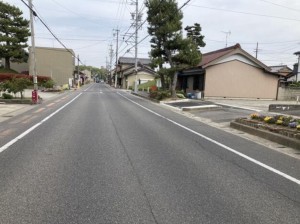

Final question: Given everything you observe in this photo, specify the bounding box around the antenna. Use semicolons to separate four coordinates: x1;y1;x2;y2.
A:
221;30;231;47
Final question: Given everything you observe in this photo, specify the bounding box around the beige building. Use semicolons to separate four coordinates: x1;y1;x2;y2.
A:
178;44;282;99
29;47;75;86
82;69;92;83
117;57;157;89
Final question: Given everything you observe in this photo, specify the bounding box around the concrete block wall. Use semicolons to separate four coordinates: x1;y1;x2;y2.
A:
277;87;300;101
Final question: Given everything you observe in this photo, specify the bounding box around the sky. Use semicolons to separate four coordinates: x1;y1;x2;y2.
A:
4;0;300;69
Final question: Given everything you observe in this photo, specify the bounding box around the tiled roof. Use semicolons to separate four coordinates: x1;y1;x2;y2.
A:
199;44;241;67
119;57;151;65
198;43;272;72
269;65;291;73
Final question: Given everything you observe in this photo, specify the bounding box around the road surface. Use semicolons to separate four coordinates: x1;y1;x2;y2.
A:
0;83;299;223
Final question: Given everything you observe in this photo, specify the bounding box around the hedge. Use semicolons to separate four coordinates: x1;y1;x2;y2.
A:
0;73;51;83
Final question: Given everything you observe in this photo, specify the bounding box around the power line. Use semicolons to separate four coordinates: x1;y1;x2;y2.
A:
36;37;109;42
120;0;192;56
190;4;300;22
258;0;300;12
20;0;84;65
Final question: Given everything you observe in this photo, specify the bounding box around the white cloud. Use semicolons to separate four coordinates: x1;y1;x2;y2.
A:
3;0;300;68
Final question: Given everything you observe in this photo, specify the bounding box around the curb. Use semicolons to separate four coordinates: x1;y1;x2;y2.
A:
182;105;222;111
230;121;300;150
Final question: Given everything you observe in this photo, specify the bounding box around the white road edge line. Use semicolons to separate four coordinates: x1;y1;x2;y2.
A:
0;93;82;153
117;92;300;186
83;83;95;92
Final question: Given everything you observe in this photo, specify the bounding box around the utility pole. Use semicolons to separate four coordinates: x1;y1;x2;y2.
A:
77;55;80;88
294;51;300;82
109;44;114;86
254;42;261;59
114;29;120;88
29;0;38;103
105;57;108;81
134;0;139;93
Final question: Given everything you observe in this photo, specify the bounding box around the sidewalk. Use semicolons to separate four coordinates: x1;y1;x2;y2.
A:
206;98;300;116
134;91;300;116
0;89;64;123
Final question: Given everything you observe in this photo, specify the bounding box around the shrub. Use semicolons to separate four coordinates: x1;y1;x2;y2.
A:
176;93;186;99
149;91;158;99
2;93;13;99
149;90;171;100
40;79;55;89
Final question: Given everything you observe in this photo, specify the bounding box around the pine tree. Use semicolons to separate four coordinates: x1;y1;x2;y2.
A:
0;1;30;69
146;0;205;98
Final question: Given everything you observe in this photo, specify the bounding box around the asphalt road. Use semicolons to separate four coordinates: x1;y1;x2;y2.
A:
0;83;299;224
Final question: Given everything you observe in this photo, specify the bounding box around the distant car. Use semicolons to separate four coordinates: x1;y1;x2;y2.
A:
100;79;104;83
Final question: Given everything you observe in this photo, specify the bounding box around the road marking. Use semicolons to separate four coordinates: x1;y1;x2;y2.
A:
117;92;300;186
0;128;15;137
0;93;82;153
100;91;103;94
84;84;94;92
22;115;38;124
9;115;31;124
47;103;55;107
34;108;45;113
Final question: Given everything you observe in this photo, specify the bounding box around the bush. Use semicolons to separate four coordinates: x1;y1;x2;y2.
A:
2;93;13;99
40;79;55;89
0;77;31;99
149;90;170;100
288;81;300;87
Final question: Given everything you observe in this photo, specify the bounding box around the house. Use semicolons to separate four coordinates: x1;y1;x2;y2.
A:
81;69;92;83
269;65;292;77
29;47;75;86
178;44;283;99
116;57;157;89
284;63;299;82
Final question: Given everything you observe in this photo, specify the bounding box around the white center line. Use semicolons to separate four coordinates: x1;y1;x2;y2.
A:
117;92;300;186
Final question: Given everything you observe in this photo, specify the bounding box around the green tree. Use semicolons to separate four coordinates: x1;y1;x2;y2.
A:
1;77;31;98
146;0;205;98
0;1;30;69
185;23;206;50
76;65;108;80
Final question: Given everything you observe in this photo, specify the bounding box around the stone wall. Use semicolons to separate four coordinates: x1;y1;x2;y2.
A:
277;87;300;101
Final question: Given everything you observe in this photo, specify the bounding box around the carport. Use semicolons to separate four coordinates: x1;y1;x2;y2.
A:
177;67;205;97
